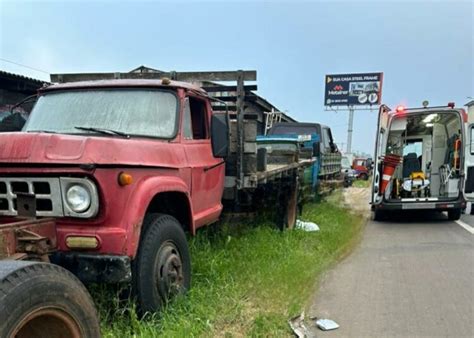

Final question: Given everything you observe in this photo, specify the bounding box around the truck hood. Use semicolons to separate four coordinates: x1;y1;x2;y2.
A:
0;132;186;168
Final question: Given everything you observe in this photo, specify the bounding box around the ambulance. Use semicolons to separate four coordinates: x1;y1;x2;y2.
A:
371;102;473;220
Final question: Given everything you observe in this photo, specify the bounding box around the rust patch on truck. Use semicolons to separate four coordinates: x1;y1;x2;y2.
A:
0;218;57;261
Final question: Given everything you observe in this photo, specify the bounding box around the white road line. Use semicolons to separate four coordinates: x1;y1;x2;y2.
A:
455;220;474;234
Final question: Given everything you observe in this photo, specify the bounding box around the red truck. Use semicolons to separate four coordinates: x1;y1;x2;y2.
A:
0;70;312;335
352;157;372;180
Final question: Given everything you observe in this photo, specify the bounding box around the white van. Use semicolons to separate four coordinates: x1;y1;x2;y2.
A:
371;103;471;221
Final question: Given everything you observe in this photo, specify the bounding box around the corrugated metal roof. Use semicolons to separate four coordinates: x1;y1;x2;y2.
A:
0;69;48;85
465;100;474;107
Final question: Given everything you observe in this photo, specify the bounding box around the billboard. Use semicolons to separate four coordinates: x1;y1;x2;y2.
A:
324;72;383;106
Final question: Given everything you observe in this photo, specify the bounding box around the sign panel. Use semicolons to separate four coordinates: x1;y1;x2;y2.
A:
324;72;383;106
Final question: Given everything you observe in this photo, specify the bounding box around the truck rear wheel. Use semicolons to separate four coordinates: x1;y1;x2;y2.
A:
133;213;191;314
447;208;461;221
0;261;100;338
371;209;386;221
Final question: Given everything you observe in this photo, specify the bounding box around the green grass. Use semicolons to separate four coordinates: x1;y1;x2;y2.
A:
94;194;365;337
352;179;371;188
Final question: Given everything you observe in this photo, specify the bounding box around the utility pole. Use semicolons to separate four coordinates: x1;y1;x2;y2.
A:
346;106;354;154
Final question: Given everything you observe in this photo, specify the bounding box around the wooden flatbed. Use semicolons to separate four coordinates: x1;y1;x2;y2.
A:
252;159;314;182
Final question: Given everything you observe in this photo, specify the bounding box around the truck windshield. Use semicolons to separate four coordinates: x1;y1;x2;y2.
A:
24;89;178;138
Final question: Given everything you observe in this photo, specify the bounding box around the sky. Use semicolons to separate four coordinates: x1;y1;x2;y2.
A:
0;0;472;154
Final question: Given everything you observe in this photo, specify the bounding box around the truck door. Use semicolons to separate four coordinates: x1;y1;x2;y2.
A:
463;122;474;201
371;104;391;205
182;95;225;226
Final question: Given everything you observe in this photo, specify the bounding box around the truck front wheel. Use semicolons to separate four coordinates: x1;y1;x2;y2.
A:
0;261;100;338
133;213;191;314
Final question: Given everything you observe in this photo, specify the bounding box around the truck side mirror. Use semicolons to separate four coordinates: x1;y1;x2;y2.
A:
0;112;26;132
312;142;321;157
211;113;229;158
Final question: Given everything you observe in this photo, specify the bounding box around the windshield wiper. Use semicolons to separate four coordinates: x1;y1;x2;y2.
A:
27;130;58;134
74;126;131;139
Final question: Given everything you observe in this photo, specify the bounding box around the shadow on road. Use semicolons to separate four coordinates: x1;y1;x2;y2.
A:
375;210;452;224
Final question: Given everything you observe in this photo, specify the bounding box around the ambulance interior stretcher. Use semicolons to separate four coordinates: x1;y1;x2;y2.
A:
385;112;462;201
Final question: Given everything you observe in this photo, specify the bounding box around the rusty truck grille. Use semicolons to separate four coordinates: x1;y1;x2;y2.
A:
0;177;63;217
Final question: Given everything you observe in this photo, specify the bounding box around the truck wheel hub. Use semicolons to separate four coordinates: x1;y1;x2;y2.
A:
156;242;184;299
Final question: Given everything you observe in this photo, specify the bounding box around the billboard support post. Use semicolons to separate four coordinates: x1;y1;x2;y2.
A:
347;106;354;154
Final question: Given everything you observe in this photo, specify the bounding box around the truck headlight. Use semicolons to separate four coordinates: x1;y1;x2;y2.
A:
66;185;91;213
60;177;99;218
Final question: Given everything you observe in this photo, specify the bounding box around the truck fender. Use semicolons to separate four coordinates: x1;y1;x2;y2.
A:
122;176;194;257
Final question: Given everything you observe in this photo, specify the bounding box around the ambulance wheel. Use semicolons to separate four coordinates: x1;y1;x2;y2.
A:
448;208;461;221
0;261;100;338
371;209;386;221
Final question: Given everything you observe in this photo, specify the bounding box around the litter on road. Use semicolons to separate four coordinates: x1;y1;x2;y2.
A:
315;318;340;331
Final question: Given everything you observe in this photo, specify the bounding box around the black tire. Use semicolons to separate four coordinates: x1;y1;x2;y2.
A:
359;173;369;180
133;213;191;314
0;261;100;338
448;208;461;221
371;209;386;221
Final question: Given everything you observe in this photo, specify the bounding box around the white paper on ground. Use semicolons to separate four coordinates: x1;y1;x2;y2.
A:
295;220;320;232
315;318;340;331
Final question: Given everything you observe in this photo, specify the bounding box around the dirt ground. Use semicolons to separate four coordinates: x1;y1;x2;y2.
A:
342;187;371;215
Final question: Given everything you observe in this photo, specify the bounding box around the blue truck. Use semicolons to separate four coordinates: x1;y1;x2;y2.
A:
257;122;343;197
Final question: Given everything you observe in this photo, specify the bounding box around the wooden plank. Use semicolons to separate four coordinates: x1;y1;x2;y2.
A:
202;85;257;92
252;159;314;181
211;106;237;111
228;113;259;120
174;70;256;82
51;73;116;82
51;70;257;83
211;94;258;102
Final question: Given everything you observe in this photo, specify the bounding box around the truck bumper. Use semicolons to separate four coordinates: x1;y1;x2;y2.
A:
51;252;132;284
372;198;466;211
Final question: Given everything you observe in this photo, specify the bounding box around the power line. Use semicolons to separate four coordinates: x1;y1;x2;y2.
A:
0;57;50;75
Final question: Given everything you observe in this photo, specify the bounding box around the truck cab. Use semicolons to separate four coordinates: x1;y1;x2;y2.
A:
0;78;228;312
371;103;472;220
352;157;371;180
266;122;341;196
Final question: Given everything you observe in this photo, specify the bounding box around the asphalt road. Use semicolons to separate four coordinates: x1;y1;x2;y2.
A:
309;210;474;337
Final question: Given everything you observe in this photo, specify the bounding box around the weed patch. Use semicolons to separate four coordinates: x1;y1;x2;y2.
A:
95;194;365;337
352;179;371;188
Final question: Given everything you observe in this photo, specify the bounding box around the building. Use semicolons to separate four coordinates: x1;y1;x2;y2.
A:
0;70;46;113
